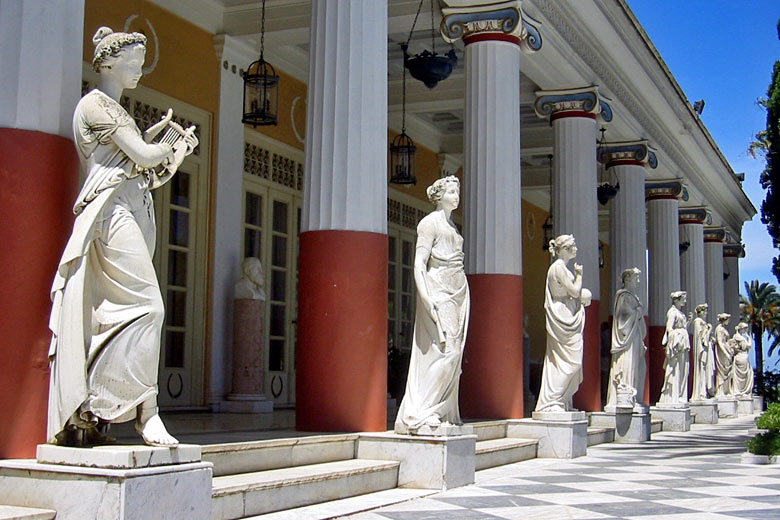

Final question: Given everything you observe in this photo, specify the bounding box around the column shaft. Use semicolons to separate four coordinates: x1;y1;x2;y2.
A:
461;39;524;419
704;241;725;327
297;0;388;431
724;255;741;323
680;224;706;312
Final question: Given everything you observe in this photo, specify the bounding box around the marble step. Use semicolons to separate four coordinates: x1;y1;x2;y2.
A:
211;459;400;520
468;420;509;441
475;438;538;470
651;418;663;433
587;426;615;446
203;434;358;477
0;506;56;520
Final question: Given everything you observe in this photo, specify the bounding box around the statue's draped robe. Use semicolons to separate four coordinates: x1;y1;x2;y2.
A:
395;211;470;433
731;332;754;397
535;259;585;412
48;90;164;442
606;289;646;408
714;324;734;397
691;317;713;401
658;305;689;406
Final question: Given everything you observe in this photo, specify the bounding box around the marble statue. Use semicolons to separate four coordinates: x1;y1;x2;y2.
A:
235;257;266;300
690;303;715;401
658;291;690;406
395;176;470;434
714;313;734;397
47;27;198;447
605;267;647;410
731;322;754;397
535;234;592;413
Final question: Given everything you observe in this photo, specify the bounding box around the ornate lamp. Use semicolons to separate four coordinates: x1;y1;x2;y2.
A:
403;0;457;90
242;0;279;127
596;127;620;205
390;42;417;185
542;154;554;248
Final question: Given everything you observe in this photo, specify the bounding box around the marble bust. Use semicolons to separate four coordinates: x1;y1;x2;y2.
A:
535;234;592;414
714;313;734;397
730;322;754;397
690;303;715;401
658;291;690;406
47;27;197;447
235;257;266;300
605;267;647;411
395;176;470;435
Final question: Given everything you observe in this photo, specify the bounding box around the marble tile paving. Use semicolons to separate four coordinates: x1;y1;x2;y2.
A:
329;415;780;520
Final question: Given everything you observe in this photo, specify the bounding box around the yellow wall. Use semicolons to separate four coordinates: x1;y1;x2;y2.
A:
253;69;308;151
520;200;552;363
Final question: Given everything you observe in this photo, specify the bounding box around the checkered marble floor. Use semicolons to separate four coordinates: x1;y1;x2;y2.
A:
339;415;780;520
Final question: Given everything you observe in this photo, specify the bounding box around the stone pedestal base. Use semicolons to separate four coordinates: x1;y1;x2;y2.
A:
590;411;650;443
0;445;212;520
718;397;738;418
650;405;692;431
222;393;274;414
754;395;765;412
506;417;588;458
690;400;719;424
738;397;755;415
356;432;476;490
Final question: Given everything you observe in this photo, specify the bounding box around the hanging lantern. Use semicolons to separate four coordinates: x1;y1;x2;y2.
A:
404;0;457;89
542;154;553;248
242;0;279;127
390;132;417;185
596;127;620;205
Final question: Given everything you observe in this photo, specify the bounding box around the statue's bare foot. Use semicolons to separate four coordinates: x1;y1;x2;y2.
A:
136;414;179;447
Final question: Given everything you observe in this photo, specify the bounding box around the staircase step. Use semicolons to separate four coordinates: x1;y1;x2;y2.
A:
203;434;358;477
0;506;56;520
468;420;508;441
587;427;615;446
651;418;663;433
476;438;537;470
211;459;399;520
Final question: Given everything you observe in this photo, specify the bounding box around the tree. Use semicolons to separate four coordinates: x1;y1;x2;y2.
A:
750;20;780;282
741;280;780;394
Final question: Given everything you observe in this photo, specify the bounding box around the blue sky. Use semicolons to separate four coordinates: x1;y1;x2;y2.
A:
626;1;780;364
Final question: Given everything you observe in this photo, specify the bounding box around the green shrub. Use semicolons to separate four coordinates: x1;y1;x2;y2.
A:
746;432;780;456
756;403;780;431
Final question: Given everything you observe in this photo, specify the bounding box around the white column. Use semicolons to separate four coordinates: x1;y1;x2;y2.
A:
679;207;707;314
646;182;683;328
209;35;257;407
723;243;743;324
0;0;84;137
302;0;387;233
704;227;726;327
609;164;648;306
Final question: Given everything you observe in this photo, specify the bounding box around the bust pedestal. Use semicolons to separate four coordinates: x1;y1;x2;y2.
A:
590;407;651;443
0;445;212;520
689;399;719;424
506;411;588;458
650;404;692;431
738;396;755;415
717;397;738;418
754;395;765;412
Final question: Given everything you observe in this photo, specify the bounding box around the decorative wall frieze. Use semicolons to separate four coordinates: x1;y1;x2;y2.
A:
723;243;745;258
598;140;658;169
645;179;683;201
678;206;708;225
703;226;727;244
534;86;612;123
440;0;542;52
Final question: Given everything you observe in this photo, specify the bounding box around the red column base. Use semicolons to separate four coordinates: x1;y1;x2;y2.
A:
296;230;388;432
460;274;524;419
574;302;602;412
648;325;666;404
0;129;79;458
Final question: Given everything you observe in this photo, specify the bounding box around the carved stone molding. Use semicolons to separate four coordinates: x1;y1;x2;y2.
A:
440;0;542;52
598;140;658;169
646;179;684;201
703;226;727;244
679;206;708;225
723;243;745;258
534;85;613;122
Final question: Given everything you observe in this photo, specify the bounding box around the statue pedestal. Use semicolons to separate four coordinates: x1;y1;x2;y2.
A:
738;397;755;415
754;395;765;412
590;410;650;443
0;445;212;520
507;412;587;458
717;397;738;418
357;432;476;490
650;405;692;431
690;400;719;424
225;299;273;415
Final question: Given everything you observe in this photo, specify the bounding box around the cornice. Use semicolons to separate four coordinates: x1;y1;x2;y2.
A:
149;0;225;34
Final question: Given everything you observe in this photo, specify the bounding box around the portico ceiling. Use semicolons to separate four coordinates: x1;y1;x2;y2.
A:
151;0;755;235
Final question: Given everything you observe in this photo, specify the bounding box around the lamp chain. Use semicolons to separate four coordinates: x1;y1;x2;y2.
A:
260;0;266;60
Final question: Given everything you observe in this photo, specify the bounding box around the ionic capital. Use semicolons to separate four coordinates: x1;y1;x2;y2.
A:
440;0;542;52
703;226;727;244
723;243;745;258
645;179;684;201
678;206;708;225
534;86;613;123
598;140;658;170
